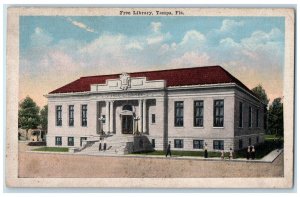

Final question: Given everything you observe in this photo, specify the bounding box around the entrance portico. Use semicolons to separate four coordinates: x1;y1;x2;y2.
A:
97;98;151;136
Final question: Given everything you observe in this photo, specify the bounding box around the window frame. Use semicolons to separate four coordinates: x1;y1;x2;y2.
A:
174;139;184;148
55;136;62;146
213;100;224;127
256;108;259;128
193;140;204;149
238;102;243;128
81;104;88;127
174;101;184;127
69;105;74;127
56;105;62;126
194;100;204;127
68;137;74;146
213;140;224;150
151;114;156;124
248;106;252;128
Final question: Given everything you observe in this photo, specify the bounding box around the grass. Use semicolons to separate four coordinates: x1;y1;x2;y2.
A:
132;135;284;159
132;150;228;158
32;147;69;152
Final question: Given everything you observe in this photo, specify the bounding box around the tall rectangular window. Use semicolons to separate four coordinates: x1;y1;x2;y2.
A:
69;105;74;126
213;100;224;127
151;114;156;124
193;140;204;149
194;100;204;127
239;102;243;127
55;136;62;146
174;139;184;148
68;137;74;146
248;106;252;128
151;139;155;148
174;101;184;127
213;140;224;150
56;106;62;126
81;105;87;127
256;109;259;127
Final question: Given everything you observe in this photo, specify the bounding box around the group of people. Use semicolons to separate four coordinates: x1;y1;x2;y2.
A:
220;148;234;160
246;145;256;160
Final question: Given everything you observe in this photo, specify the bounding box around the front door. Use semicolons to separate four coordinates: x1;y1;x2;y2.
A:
122;115;133;134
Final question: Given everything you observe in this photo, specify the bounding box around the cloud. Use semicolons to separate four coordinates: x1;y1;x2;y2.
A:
150;22;162;33
169;52;211;68
66;17;97;33
220;19;244;32
30;27;53;47
180;30;206;45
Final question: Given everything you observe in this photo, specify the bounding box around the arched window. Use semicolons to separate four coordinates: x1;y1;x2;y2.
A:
123;105;133;111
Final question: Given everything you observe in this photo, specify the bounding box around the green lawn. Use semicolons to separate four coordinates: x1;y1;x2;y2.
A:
132;150;228;158
132;135;283;159
32;147;69;152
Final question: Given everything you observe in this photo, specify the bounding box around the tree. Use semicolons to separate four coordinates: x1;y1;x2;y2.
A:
268;97;284;136
18;96;40;140
251;84;270;105
40;105;48;132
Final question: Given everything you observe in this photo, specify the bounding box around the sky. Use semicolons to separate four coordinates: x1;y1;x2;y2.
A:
19;16;285;107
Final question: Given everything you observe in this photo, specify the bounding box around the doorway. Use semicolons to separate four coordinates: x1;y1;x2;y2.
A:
122;115;133;134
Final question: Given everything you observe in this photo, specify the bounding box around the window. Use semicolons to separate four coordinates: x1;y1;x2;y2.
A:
56;106;62;126
248;138;252;146
248;106;252;128
193;140;204;149
239;139;243;149
256;136;259;143
80;137;87;146
81;105;87;127
174;139;184;148
194;101;204;127
55;136;62;146
256;109;259;127
213;140;224;150
152;114;156;124
239;102;243;127
213;100;224;127
69;105;74;126
151;139;155;148
68;137;74;146
174;101;184;127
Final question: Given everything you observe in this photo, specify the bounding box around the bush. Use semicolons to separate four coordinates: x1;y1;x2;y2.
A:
27;141;46;146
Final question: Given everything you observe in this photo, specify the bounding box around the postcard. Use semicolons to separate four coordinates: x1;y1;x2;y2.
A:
6;7;294;188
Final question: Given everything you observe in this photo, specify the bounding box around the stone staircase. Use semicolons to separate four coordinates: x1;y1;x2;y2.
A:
77;134;153;155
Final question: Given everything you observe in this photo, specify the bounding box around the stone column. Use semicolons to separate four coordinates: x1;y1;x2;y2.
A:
106;101;110;132
110;100;114;133
143;99;147;134
139;99;143;133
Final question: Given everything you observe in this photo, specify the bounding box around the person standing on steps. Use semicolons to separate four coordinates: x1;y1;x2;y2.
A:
166;141;172;157
221;150;224;160
99;138;102;151
103;138;107;151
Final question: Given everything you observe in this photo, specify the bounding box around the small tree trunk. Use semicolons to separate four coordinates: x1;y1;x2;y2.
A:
26;129;29;140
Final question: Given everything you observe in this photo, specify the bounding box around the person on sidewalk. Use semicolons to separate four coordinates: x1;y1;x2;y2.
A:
229;148;233;160
221;150;224;160
165;141;172;157
103;138;107;151
251;145;256;160
99;139;102;151
204;143;208;158
246;146;250;160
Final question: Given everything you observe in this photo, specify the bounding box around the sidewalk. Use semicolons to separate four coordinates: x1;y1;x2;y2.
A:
27;148;283;163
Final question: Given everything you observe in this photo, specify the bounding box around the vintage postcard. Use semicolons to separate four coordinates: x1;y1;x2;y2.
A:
6;7;294;188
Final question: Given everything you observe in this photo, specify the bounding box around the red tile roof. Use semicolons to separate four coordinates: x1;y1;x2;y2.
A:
49;65;256;98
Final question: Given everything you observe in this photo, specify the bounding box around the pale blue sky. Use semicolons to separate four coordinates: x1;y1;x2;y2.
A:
19;16;285;106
